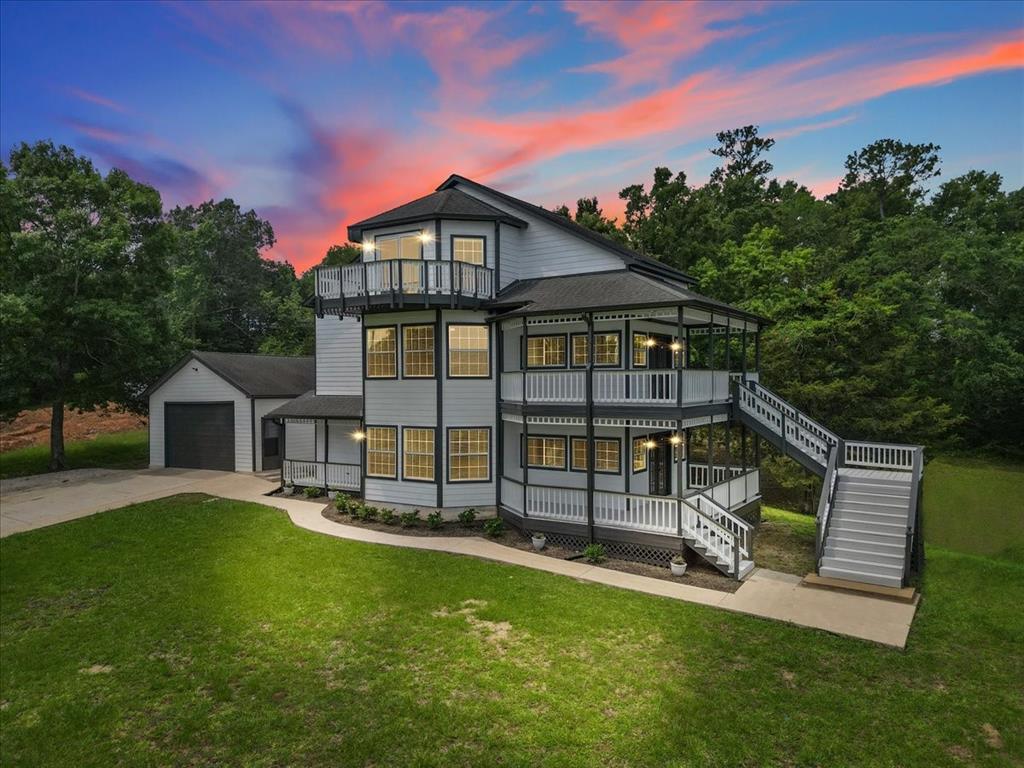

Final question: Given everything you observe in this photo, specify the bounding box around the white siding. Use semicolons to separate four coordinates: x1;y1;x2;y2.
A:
316;315;362;395
254;398;290;472
285;421;316;462
452;182;624;282
327;419;362;464
148;359;251;472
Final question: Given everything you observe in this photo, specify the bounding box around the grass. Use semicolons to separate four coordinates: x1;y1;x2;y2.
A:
923;455;1024;560
2;494;1022;767
754;505;817;575
0;430;149;480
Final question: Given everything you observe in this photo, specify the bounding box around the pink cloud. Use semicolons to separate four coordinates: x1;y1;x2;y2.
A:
65;87;130;114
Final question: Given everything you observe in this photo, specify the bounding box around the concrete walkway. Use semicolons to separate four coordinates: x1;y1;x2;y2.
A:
0;469;919;648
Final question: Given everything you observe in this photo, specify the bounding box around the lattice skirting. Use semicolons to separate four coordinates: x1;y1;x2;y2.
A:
595;538;681;566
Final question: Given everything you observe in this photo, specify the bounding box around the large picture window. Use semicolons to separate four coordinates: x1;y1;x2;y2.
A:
366;327;397;378
402;325;435;378
448;428;490;482
448;325;490;377
526;335;566;368
402;428;435;481
367;427;397;478
452;236;485;266
571;332;621;367
571;437;621;474
526;436;567;470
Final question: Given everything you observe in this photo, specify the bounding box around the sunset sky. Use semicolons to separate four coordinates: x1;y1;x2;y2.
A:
2;0;1022;271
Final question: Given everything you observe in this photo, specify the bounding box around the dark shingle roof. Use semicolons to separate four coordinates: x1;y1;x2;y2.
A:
437;174;698;285
347;188;527;242
145;352;315;398
486;270;767;324
263;391;363;420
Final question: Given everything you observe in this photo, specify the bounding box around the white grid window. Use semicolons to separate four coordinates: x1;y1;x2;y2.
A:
572;333;620;367
366;327;397;378
367;427;397;478
633;333;650;368
403;325;434;377
403;428;435;481
449;428;490;482
527;336;566;368
571;438;620;473
452;236;484;266
377;234;421;260
527;436;566;469
633;437;648;472
448;325;490;377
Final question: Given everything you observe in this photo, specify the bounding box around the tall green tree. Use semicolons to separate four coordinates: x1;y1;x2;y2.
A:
834;138;941;220
0;141;175;469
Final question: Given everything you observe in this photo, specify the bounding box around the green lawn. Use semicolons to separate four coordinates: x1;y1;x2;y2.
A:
755;505;818;575
2;495;1022;767
0;430;149;480
923;455;1024;560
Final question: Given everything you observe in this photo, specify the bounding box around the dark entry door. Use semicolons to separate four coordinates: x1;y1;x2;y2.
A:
262;418;282;471
165;402;234;471
649;434;673;496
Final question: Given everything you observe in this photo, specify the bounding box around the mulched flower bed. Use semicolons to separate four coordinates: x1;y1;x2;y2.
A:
319;504;741;593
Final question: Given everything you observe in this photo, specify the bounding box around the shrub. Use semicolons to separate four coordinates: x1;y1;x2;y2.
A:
483;518;504;537
362;506;379;522
303;486;322;499
457;508;477;527
379;508;396;525
583;543;606;564
334;494;352;514
671;555;686;565
426;510;444;530
399;510;420;528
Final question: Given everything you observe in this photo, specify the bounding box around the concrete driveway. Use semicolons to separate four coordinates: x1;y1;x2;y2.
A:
0;468;278;537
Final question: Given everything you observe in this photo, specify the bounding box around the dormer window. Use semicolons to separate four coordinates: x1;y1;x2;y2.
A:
376;232;422;261
452;236;484;266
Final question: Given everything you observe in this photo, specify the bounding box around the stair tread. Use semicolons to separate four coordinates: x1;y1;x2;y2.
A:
829;536;905;551
825;545;904;561
821;554;904;573
819;565;902;588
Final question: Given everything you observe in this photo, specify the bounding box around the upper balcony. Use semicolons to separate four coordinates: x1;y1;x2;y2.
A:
315;260;494;312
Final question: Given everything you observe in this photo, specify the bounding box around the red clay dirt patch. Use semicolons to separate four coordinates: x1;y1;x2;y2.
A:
0;405;147;452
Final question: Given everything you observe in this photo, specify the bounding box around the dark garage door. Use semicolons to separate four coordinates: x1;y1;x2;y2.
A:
165;403;235;471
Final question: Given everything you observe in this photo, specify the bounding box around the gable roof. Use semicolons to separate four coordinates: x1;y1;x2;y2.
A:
347;188;527;242
485;270;767;325
437;174;698;285
145;351;315;399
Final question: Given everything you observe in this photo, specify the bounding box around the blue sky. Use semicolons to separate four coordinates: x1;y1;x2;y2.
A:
2;1;1022;269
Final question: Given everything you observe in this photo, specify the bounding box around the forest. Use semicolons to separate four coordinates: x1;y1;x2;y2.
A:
2;127;1021;471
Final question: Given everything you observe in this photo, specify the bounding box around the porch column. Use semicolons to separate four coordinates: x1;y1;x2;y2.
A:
675;417;684;537
707;314;715;403
359;419;366;498
725;419;732;508
323;418;330;491
707;418;714;486
741;423;748;471
522;319;530;518
754;331;761;375
725;317;731;373
741;327;748;382
685;325;691;368
495;319;504;512
684;428;691;490
585;312;596;543
435;307;443;508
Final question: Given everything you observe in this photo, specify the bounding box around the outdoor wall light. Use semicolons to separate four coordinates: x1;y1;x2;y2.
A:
643;440;656;450
670;342;682;352
669;434;682;445
644;337;656;347
361;240;374;252
352;430;366;441
418;232;433;244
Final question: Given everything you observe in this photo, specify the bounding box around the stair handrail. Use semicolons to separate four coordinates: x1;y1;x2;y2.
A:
902;446;925;585
692;492;752;558
743;381;840;447
680;496;743;577
815;442;841;568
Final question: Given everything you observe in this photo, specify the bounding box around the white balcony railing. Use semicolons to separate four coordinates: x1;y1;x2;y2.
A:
316;260;494;302
283;460;360;491
501;369;734;405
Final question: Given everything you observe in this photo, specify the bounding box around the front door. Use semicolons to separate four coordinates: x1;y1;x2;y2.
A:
262;418;282;471
648;335;674;369
649;433;673;496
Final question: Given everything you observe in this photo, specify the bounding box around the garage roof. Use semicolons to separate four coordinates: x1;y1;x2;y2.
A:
263;391;363;420
145;351;315;398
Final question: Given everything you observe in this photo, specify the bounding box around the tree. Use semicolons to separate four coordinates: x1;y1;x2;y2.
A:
0;141;176;469
708;125;776;187
836;138;941;220
549;198;627;244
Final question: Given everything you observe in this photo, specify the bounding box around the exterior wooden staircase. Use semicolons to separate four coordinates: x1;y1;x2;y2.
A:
733;380;923;588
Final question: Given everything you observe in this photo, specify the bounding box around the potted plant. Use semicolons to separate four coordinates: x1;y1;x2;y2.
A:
670;555;687;576
327;489;338;500
531;531;546;551
281;481;294;496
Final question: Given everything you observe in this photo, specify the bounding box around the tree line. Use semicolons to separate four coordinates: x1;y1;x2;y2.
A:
1;131;1021;471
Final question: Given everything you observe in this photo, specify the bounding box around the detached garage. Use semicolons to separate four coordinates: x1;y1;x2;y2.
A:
146;351;314;473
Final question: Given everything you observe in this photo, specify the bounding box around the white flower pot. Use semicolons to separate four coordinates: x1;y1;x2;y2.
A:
531;536;546;551
281;487;294;496
328;491;338;500
670;561;687;576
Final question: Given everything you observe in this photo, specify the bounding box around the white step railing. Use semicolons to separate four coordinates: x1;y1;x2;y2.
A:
736;383;836;469
844;441;917;471
687;463;744;490
679;498;740;574
525;485;586;521
316;260;494;301
283;460;360;491
702;469;760;511
691;493;753;558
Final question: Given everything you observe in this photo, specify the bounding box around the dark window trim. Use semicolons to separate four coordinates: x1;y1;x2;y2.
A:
399;322;438;380
449;234;487;268
523;433;569;471
525;333;569;369
445;322;492;379
371;229;425;262
569;330;623;369
365;324;398;380
569;436;622;475
446;425;492;484
365;424;399;479
401;425;437;483
632;433;650;474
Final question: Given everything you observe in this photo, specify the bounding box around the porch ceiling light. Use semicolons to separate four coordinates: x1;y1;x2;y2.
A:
669;434;682;445
643;440;656;450
670;341;682;352
644;337;656;347
352;430;366;441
